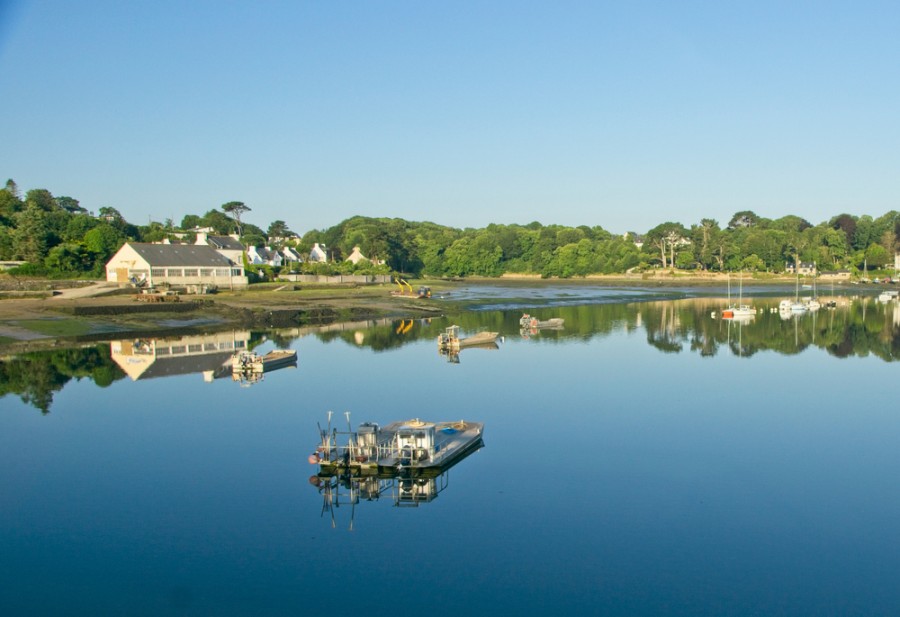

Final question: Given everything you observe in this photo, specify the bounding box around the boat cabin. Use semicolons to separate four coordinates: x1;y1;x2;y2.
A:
394;419;436;465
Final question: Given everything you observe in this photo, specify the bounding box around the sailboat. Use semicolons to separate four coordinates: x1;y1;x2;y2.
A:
789;265;808;313
805;269;820;311
722;271;755;319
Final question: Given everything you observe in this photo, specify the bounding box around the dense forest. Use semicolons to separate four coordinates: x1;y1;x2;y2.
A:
1;178;898;279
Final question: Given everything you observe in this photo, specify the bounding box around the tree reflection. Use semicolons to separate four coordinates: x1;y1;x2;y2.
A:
0;345;125;414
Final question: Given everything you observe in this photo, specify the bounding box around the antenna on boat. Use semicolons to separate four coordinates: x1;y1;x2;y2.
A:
345;411;352;433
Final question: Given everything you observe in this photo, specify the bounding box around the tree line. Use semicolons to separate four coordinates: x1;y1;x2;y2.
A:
1;178;898;278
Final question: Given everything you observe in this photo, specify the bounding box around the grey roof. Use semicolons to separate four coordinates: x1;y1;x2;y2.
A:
128;243;234;267
138;351;234;380
206;235;244;250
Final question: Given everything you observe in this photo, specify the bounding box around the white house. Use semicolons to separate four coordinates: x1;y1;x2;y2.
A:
282;246;303;264
344;245;385;266
106;242;248;288
247;246;283;267
199;233;245;266
785;261;817;275
345;246;368;265
309;243;329;263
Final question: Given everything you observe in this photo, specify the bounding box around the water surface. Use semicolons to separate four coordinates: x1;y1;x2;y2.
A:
2;295;899;615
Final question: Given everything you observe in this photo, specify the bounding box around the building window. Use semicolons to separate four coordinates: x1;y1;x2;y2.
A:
200;269;213;277
216;268;229;276
231;268;243;276
184;269;198;277
167;269;184;278
151;269;165;277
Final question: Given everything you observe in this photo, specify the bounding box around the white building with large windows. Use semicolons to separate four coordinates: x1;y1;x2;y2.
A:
105;242;248;288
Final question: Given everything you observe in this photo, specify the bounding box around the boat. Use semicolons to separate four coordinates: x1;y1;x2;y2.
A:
519;313;565;329
784;267;808;313
310;413;485;525
437;325;499;351
232;349;297;374
878;290;899;302
722;272;755;319
311;414;485;477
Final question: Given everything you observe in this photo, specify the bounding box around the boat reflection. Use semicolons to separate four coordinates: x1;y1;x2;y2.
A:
309;413;485;528
231;349;297;386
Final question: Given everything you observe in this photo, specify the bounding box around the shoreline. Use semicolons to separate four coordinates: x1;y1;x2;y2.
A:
0;276;888;354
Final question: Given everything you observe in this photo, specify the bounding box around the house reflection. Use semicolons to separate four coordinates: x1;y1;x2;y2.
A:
110;330;251;382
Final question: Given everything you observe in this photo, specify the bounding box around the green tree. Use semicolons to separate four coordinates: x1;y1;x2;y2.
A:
181;214;202;229
0;185;23;221
55;196;86;214
728;211;760;229
222;201;251;236
12;205;51;262
267;220;292;240
25;189;57;212
865;243;889;269
44;243;95;273
83;224;124;259
645;222;688;269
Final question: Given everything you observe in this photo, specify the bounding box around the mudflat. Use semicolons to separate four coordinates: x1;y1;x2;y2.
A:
0;281;446;353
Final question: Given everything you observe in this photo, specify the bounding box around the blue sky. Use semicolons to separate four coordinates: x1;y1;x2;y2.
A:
2;1;898;236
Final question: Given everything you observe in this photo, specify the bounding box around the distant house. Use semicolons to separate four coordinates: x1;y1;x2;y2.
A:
345;246;384;266
785;262;816;275
624;232;644;250
106;242;248;288
198;232;244;265
282;246;303;264
345;246;368;265
247;246;284;267
309;243;329;263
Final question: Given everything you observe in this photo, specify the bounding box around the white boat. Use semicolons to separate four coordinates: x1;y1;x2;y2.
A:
722;272;755;319
785;268;808;313
232;349;297;374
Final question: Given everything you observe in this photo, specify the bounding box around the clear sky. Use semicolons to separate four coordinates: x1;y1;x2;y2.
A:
2;1;898;236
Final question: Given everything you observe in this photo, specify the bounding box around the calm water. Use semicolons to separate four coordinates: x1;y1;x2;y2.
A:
2;292;900;616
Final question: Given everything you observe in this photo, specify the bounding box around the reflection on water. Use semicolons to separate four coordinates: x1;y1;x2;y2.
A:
111;331;251;382
3;290;900;615
2;297;898;413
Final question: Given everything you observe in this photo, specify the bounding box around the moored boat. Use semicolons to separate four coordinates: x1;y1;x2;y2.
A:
722;272;754;319
232;349;297;374
312;415;485;477
437;325;499;351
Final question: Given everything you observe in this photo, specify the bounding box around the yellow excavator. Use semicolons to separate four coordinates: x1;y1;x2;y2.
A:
390;278;431;298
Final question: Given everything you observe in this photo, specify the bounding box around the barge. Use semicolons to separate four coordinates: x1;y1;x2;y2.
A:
311;414;485;478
